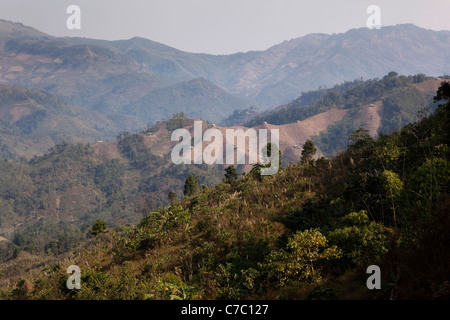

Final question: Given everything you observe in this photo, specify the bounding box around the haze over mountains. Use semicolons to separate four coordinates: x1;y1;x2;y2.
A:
1;20;449;127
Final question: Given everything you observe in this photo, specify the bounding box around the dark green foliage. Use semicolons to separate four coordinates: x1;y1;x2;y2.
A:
168;191;177;204
280;196;341;232
94;159;126;197
301;140;317;163
223;165;238;184
89;219;108;235
434;81;450;144
183;174;199;197
434;81;450;102
165;113;190;131
380;86;428;133
327;211;388;267
349;128;373;150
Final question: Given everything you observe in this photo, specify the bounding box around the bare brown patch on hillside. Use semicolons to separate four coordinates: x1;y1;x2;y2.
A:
9;105;33;122
275;108;348;161
15;53;33;61
120;108;349;173
414;78;443;95
7;65;24;72
3;73;16;80
92;141;122;161
360;101;382;137
142;125;173;158
179;108;349;167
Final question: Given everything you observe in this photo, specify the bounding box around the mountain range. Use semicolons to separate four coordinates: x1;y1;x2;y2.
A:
1;20;449;131
1;18;450;301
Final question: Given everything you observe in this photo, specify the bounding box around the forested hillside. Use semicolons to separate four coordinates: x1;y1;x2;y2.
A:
0;115;225;265
2;82;448;300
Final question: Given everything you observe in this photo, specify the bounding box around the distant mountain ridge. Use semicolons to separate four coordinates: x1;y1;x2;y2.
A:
0;20;449;132
83;24;450;108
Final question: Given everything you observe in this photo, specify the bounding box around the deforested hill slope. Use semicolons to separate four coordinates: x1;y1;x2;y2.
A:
247;73;443;156
0;75;443;260
0;106;361;264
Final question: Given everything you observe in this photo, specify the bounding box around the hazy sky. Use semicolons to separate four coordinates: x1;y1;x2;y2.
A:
1;0;450;54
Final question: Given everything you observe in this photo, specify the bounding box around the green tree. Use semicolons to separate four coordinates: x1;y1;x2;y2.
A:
380;170;403;226
327;211;388;267
168;191;178;205
388;71;399;78
183;174;199;197
301;140;317;163
349;128;373;150
89;219;108;236
434;81;450;102
409;158;450;219
265;228;341;285
223;165;238;184
434;81;450;144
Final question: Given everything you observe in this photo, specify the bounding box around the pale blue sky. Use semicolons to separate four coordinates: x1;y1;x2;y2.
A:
1;0;449;54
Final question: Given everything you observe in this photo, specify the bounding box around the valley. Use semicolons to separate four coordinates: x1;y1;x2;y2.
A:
0;18;449;301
